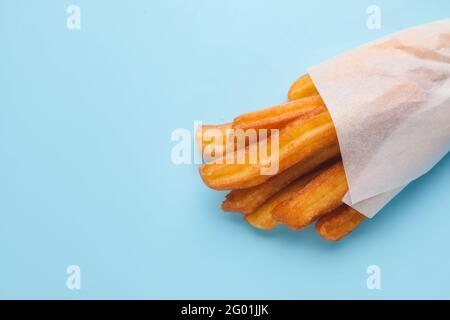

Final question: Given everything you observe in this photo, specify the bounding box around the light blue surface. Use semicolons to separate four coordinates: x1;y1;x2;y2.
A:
0;0;449;299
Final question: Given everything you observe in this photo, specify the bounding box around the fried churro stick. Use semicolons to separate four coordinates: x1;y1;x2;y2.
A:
245;171;319;230
221;145;340;214
197;81;319;159
272;161;348;230
199;112;338;190
315;206;365;241
232;95;326;130
288;74;319;100
197;123;275;162
195;123;233;161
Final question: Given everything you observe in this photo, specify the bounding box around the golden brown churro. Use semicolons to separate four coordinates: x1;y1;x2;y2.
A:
272;161;349;230
315;206;365;241
197;73;370;242
233;95;326;130
221;145;340;214
288;74;319;100
199;112;338;190
244;173;317;230
195;123;233;160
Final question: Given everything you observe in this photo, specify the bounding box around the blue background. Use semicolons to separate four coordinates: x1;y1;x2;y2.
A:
1;0;449;299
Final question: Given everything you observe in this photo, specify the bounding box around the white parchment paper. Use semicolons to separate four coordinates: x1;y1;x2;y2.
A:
308;19;450;218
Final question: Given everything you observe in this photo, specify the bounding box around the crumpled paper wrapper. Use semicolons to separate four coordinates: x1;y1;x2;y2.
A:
308;18;450;218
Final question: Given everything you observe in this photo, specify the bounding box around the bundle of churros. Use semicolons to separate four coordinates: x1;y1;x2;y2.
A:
196;74;366;241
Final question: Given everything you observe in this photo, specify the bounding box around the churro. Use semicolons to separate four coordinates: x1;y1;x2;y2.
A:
272;161;348;230
200;112;338;190
221;145;340;214
315;206;365;241
233;95;326;130
197;73;371;242
245;167;327;230
288;74;319;100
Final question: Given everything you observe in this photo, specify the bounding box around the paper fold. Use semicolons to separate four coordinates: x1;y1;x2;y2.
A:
308;18;450;218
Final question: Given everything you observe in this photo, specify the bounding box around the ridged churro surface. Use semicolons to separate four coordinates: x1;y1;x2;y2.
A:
272;161;349;230
198;73;368;241
315;206;365;241
199;112;338;190
233;95;326;130
222;146;340;214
